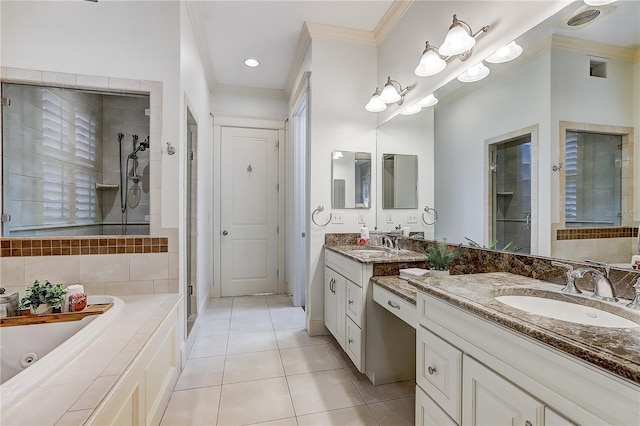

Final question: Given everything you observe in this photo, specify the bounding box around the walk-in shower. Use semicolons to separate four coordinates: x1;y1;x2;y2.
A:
1;83;150;237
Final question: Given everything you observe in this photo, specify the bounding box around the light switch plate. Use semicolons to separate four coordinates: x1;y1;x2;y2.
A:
386;212;394;224
358;212;365;224
332;212;344;224
407;213;418;224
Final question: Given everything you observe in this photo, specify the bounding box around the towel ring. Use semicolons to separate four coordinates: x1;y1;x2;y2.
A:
422;205;438;225
312;205;332;227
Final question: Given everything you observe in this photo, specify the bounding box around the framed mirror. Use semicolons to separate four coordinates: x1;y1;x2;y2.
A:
331;151;371;209
382;154;418;209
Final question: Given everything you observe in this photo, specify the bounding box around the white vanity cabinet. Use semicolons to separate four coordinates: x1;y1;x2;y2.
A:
416;291;638;426
324;250;372;371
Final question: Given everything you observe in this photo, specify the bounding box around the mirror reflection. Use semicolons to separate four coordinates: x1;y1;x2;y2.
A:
2;83;151;237
376;1;639;266
382;154;418;209
331;151;371;209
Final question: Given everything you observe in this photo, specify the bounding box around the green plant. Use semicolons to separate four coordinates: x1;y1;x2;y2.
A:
20;280;67;310
420;239;460;271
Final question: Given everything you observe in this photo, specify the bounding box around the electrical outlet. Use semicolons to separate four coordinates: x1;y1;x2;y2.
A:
332;212;344;224
358;212;366;224
386;212;394;224
407;213;418;224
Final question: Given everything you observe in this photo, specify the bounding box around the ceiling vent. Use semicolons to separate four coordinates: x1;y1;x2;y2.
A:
558;5;616;30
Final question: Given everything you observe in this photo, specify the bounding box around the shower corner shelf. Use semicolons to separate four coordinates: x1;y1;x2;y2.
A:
95;183;120;191
496;192;514;196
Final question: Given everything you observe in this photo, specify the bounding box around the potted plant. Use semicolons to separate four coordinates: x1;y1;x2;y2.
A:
421;239;459;277
20;280;67;314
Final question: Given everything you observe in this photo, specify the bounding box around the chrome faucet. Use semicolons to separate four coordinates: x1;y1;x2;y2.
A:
570;267;618;302
626;278;640;310
551;261;581;294
383;235;400;252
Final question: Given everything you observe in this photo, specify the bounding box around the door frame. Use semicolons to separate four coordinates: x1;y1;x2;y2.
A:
484;125;539;255
211;115;286;298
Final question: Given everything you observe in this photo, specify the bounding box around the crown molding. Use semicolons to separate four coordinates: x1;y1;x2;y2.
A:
212;83;287;100
185;1;217;92
374;0;414;45
283;23;313;98
305;22;376;46
551;34;639;62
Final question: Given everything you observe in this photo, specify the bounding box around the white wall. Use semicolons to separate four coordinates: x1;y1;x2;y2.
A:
306;38;377;334
434;51;551;252
1;0;181;228
210;92;288;118
180;3;214;314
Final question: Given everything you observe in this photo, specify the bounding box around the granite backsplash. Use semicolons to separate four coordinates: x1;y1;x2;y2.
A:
325;233;639;300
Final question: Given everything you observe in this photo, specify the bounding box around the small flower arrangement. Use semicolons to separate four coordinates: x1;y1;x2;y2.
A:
20;280;67;314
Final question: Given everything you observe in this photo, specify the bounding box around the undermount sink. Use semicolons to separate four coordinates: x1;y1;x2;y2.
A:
495;295;640;328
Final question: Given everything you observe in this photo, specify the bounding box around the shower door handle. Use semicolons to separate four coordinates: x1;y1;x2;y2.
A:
525;214;531;230
222;230;229;236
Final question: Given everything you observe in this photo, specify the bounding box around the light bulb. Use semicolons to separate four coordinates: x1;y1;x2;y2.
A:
380;81;401;104
365;94;387;112
417;94;438;107
486;41;523;64
457;62;490;82
584;0;616;5
415;50;447;77
439;23;476;56
244;58;260;68
401;104;423;116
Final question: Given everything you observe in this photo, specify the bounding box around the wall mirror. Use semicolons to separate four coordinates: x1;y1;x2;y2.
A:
331;151;371;209
376;0;639;266
2;83;151;237
382;154;418;209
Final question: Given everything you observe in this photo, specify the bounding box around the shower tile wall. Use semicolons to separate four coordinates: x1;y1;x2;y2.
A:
101;95;150;235
2;84;104;236
495;141;531;253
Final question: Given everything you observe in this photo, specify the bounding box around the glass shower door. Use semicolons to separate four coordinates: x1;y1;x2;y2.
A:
491;136;531;254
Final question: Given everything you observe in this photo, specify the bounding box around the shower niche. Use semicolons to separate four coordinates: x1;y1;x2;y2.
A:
1;83;151;236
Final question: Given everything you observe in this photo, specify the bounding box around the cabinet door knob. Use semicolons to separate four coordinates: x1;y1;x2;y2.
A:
348;299;354;305
222;230;228;236
348;338;353;344
427;366;436;375
387;300;400;309
525;421;532;426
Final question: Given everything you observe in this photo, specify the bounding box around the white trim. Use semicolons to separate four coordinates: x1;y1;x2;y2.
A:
305;22;376;46
212;114;286;130
373;0;414;45
551;34;639;63
284;24;312;98
290;71;311;108
307;317;328;337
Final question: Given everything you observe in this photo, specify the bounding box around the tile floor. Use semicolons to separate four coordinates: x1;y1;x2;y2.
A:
160;295;415;426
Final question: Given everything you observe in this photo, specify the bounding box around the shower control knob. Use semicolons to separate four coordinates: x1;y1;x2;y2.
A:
222;230;229;236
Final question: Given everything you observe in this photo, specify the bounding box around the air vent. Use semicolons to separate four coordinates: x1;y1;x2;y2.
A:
567;9;600;27
558;5;616;30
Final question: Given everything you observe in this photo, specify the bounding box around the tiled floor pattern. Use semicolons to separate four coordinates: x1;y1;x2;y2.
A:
160;295;415;426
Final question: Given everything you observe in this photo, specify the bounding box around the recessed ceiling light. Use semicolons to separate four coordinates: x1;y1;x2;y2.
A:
244;58;260;68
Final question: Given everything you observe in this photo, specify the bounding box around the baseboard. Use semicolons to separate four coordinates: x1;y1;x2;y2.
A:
307;317;329;337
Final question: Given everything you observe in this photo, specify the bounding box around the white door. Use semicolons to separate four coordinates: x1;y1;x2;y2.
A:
221;127;279;296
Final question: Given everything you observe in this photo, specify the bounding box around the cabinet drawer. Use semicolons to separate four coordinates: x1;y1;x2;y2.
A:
345;317;362;370
416;385;457;426
373;284;417;328
417;326;462;424
346;280;363;327
326;250;363;285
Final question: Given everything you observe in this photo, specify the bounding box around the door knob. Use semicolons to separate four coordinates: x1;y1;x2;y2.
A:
222;230;228;236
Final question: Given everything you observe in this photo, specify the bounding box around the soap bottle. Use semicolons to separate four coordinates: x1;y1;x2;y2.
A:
360;225;370;246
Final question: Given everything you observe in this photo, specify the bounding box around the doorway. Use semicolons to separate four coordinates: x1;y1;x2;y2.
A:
186;109;198;335
489;135;532;254
292;89;309;308
220;127;279;296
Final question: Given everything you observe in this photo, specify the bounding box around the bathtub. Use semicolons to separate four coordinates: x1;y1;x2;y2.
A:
0;295;124;411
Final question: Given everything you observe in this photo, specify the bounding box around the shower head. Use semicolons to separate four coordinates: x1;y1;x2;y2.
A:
118;133;124;143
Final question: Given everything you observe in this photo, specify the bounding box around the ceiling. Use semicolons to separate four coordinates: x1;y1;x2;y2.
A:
187;0;394;97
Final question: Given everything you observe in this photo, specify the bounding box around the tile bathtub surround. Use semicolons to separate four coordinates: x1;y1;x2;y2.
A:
324;233;639;301
0;236;168;257
557;226;639;240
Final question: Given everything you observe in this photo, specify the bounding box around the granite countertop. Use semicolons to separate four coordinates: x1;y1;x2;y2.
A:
371;276;419;306
325;245;427;264
406;272;640;386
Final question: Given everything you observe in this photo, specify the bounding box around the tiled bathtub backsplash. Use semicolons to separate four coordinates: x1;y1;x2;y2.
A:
1;236;168;257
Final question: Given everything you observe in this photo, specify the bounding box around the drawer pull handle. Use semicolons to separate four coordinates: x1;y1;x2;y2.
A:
348;299;354;305
348;338;353;344
427;366;437;375
387;300;400;309
525;421;532;426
